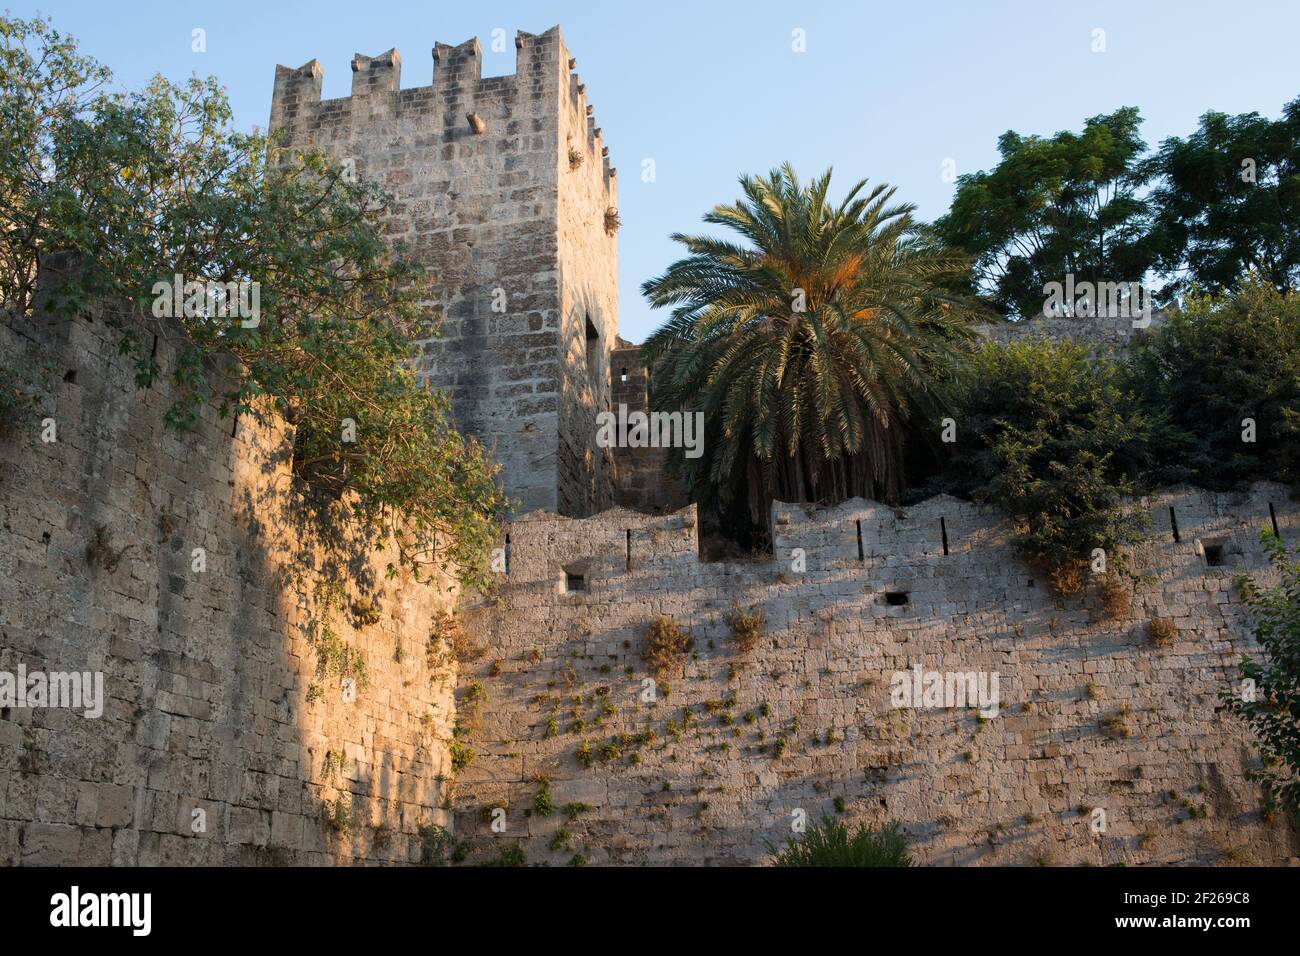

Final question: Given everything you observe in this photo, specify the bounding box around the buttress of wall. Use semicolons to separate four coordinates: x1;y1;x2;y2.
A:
555;38;618;517
270;29;568;514
0;302;459;866
450;487;1298;866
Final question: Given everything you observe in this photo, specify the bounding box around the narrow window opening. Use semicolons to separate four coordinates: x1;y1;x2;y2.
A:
625;529;632;571
855;519;864;563
1203;544;1225;567
1269;502;1280;537
884;590;910;607
1169;506;1181;543
62;369;76;384
940;516;950;556
230;409;239;438
620;367;628;383
504;533;512;575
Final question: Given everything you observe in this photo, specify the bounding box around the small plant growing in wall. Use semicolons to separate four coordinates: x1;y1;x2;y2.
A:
604;206;621;235
533;779;555;818
350;596;382;627
724;603;765;654
568;146;584;170
1102;706;1132;739
449;740;475;773
576;739;594;768
322;793;356;833
643;614;692;675
85;524;130;572
1098;575;1132;619
562;802;592;820
1146;617;1177;647
418;824;465;866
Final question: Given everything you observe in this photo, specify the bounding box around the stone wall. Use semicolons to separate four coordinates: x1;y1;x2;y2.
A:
270;26;617;517
451;485;1299;865
0;302;459;865
555;47;618;517
973;312;1165;354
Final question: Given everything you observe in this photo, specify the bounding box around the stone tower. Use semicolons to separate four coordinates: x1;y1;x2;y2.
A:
269;26;617;516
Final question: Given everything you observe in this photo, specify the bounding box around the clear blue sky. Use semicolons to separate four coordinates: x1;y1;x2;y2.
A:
14;0;1299;342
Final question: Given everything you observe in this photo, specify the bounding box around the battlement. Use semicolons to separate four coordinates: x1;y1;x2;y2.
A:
498;483;1295;594
269;26;616;186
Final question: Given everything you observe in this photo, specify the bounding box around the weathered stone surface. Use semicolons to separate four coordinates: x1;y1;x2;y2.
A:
450;489;1300;866
0;300;459;866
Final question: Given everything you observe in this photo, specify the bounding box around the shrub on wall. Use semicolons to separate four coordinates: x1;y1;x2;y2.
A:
724;603;765;653
1126;279;1300;492
643;614;692;675
915;340;1152;593
769;816;913;867
1222;531;1300;819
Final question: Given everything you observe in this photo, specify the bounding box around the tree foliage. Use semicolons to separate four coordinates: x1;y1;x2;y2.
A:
1145;98;1300;298
641;164;981;530
0;14;507;591
1125;278;1300;491
935;108;1152;319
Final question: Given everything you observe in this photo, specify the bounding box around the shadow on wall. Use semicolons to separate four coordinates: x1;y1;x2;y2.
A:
559;286;616;518
0;290;458;866
445;491;1300;866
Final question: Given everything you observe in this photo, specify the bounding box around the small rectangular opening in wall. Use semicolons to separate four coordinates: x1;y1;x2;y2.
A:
856;519;864;563
564;570;586;592
940;516;950;556
1169;506;1181;543
504;533;511;575
1203;543;1225;567
1269;502;1280;537
230;410;239;438
625;529;632;571
884;590;910;607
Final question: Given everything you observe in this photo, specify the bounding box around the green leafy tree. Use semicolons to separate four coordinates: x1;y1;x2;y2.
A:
936;108;1153;319
1223;532;1300;819
641;164;979;531
769;816;913;867
913;340;1153;593
0;14;507;590
1125;279;1300;491
0;15;110;315
1145;97;1300;298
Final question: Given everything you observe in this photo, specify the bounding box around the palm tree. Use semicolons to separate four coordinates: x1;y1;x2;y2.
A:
641;164;980;530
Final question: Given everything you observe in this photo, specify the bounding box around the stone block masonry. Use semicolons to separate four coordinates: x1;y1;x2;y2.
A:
0;300;460;865
452;487;1300;865
270;26;618;517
